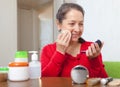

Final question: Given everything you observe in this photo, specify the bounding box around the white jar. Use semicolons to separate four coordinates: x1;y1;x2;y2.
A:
8;62;29;81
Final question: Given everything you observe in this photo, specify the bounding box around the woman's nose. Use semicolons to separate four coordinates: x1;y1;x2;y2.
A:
74;24;80;31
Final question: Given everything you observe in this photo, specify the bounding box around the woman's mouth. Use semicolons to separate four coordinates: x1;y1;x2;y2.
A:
72;34;79;38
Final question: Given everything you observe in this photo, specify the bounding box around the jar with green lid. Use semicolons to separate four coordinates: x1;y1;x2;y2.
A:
0;67;9;82
15;51;28;62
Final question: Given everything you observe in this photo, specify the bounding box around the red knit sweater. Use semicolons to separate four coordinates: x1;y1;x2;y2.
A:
40;42;108;78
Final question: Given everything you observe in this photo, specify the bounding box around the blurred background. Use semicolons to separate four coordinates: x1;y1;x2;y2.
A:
1;0;120;65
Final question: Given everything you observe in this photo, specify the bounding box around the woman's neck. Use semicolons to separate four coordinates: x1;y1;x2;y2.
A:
69;41;79;46
66;41;81;57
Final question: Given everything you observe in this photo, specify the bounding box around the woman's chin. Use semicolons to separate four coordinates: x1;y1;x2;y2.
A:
71;38;79;42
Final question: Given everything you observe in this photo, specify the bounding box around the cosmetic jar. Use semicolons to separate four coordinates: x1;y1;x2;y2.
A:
0;67;9;82
15;51;28;62
8;62;29;81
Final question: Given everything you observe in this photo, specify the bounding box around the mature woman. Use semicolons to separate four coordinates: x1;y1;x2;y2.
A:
40;3;108;78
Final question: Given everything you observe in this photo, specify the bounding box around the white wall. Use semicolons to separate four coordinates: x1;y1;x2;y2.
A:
18;9;32;50
38;2;53;50
76;0;120;61
53;0;64;41
0;0;17;66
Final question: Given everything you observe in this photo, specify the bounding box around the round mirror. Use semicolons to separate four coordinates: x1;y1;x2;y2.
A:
71;65;89;84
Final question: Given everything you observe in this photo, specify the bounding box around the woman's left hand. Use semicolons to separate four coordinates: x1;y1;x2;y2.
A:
86;42;103;59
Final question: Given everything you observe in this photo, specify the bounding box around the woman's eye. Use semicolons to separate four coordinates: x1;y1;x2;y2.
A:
79;23;83;26
69;23;74;26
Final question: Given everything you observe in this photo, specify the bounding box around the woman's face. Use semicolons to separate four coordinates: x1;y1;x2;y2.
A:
57;9;84;42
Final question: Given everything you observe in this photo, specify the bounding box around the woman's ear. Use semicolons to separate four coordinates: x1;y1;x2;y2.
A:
56;19;62;31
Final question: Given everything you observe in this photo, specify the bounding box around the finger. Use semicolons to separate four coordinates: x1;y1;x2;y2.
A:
64;32;71;43
56;31;68;43
56;30;71;47
56;33;70;46
60;32;68;40
56;33;63;43
91;43;97;55
59;32;71;46
88;46;93;57
60;30;71;41
94;43;100;52
57;33;62;40
60;30;71;42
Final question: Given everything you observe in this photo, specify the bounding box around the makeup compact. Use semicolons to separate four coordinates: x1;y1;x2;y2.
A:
71;65;89;84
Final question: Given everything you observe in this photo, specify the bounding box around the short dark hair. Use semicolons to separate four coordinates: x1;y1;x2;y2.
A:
56;3;85;23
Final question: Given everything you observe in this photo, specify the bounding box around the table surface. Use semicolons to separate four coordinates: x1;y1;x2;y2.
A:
0;77;112;87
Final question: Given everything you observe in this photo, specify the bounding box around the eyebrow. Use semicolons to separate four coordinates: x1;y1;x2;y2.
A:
68;20;84;23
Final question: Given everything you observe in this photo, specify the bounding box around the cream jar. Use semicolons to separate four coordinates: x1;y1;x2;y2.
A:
0;67;9;82
15;51;28;62
8;62;29;81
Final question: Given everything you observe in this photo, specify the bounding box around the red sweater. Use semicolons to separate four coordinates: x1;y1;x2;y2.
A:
40;42;108;78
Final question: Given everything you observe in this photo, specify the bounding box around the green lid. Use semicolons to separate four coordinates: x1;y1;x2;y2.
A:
0;67;9;71
15;51;28;58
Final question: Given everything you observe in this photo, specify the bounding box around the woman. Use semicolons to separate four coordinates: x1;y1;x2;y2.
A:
40;3;108;78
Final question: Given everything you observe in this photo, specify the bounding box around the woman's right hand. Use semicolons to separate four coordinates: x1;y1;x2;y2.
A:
56;30;71;54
